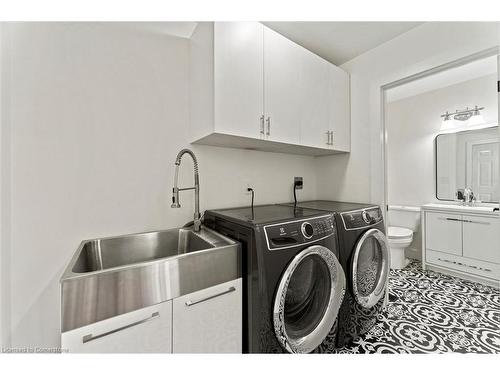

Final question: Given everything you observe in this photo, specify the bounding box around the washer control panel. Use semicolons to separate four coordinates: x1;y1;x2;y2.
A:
264;215;335;250
341;207;382;230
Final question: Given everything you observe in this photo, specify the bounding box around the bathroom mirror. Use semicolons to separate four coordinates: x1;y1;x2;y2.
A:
435;126;499;202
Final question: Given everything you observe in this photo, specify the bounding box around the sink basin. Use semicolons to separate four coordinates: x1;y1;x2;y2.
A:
61;226;240;332
72;228;218;273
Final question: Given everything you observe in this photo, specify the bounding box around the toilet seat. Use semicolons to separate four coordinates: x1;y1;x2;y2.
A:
388;226;413;240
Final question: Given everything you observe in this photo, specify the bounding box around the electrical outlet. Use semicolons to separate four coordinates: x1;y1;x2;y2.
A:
294;177;303;189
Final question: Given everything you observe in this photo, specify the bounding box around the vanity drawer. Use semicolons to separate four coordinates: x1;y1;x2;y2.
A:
426;249;500;281
425;212;462;255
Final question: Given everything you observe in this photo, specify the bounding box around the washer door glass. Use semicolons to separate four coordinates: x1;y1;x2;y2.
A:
351;228;390;309
273;246;345;354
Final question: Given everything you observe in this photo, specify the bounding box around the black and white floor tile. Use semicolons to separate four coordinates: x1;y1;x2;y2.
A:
333;261;500;354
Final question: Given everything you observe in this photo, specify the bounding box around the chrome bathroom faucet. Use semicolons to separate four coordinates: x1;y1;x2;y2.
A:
462;188;475;205
171;149;201;232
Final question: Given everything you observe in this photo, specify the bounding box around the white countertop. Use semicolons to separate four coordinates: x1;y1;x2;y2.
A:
422;202;499;216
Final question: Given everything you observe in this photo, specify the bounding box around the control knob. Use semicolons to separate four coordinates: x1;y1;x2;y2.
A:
301;222;314;239
362;210;374;224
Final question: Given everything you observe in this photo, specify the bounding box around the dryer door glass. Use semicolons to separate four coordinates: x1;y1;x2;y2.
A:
273;246;346;354
351;228;390;309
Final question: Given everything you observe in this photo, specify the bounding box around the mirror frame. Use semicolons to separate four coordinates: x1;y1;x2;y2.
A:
435;125;499;202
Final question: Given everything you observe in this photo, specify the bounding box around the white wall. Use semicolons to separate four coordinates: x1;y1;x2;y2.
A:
0;23;317;348
318;22;499;209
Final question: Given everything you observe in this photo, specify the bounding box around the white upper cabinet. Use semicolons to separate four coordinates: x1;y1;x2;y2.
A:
214;22;264;139
263;27;302;144
329;65;351;152
190;22;351;156
299;49;331;148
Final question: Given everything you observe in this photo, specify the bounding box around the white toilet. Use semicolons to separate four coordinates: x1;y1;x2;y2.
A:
387;206;420;269
388;226;413;269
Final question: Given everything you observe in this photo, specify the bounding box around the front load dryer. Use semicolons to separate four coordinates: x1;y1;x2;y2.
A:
280;201;390;347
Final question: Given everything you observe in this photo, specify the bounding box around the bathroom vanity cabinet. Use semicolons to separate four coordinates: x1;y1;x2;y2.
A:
189;22;350;156
62;279;242;353
422;204;500;287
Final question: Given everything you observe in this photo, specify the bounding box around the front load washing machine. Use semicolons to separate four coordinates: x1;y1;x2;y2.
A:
280;201;390;347
204;204;346;353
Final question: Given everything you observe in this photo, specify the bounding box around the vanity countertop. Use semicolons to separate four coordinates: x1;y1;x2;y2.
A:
422;202;499;216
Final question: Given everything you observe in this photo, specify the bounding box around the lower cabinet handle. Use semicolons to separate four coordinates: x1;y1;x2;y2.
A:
266;117;271;136
185;286;236;307
443;217;462;222
325;131;330;145
82;312;160;343
437;258;492;272
463;219;490;225
329;131;334;146
260;115;265;135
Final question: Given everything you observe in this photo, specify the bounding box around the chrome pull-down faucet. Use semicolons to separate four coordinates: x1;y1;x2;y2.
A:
171;149;201;232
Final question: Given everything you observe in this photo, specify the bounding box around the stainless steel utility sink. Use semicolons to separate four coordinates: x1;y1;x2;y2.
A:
71;228;219;273
61;226;241;332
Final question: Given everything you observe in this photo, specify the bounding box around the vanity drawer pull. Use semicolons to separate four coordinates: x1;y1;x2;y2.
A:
82;312;160;343
462;219;491;225
185;286;236;307
437;257;492;272
442;217;462;222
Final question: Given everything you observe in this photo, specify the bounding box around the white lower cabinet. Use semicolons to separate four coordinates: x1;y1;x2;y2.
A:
61;278;242;353
423;206;500;286
62;301;172;353
425;212;462;255
173;278;242;353
463;215;500;264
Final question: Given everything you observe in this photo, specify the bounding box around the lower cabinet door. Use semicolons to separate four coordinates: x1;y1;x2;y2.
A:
425;212;462;255
61;301;172;353
172;278;242;353
463;215;500;264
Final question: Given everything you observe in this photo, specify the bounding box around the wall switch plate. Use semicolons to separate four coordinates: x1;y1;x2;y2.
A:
294;177;303;189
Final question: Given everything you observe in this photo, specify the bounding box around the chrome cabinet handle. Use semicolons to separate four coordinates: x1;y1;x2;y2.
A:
462;219;491;225
185;286;236;307
437;257;492;272
329;131;334;146
260;115;265;135
266;117;271;136
325;131;330;145
442;217;462;222
82;312;160;343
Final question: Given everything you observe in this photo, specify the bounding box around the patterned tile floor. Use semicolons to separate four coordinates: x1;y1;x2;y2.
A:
335;261;500;353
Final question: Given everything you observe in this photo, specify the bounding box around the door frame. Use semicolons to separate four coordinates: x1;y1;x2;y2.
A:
379;46;500;268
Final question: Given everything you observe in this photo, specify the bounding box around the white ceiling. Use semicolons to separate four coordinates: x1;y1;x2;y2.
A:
386;55;498;103
262;22;423;65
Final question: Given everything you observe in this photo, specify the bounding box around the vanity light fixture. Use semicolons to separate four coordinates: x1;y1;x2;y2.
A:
440;106;485;130
441;106;484;122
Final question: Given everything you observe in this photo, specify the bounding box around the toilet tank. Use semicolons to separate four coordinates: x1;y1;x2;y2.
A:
387;205;420;231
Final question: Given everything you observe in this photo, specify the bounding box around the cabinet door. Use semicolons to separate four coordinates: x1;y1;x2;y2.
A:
173;279;242;353
299;50;331;148
329;65;350;152
425;212;462;255
263;26;302;144
463;215;500;263
61;301;172;353
214;22;264;139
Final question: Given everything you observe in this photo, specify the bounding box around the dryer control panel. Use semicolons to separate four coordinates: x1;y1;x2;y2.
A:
264;214;335;250
341;206;383;230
